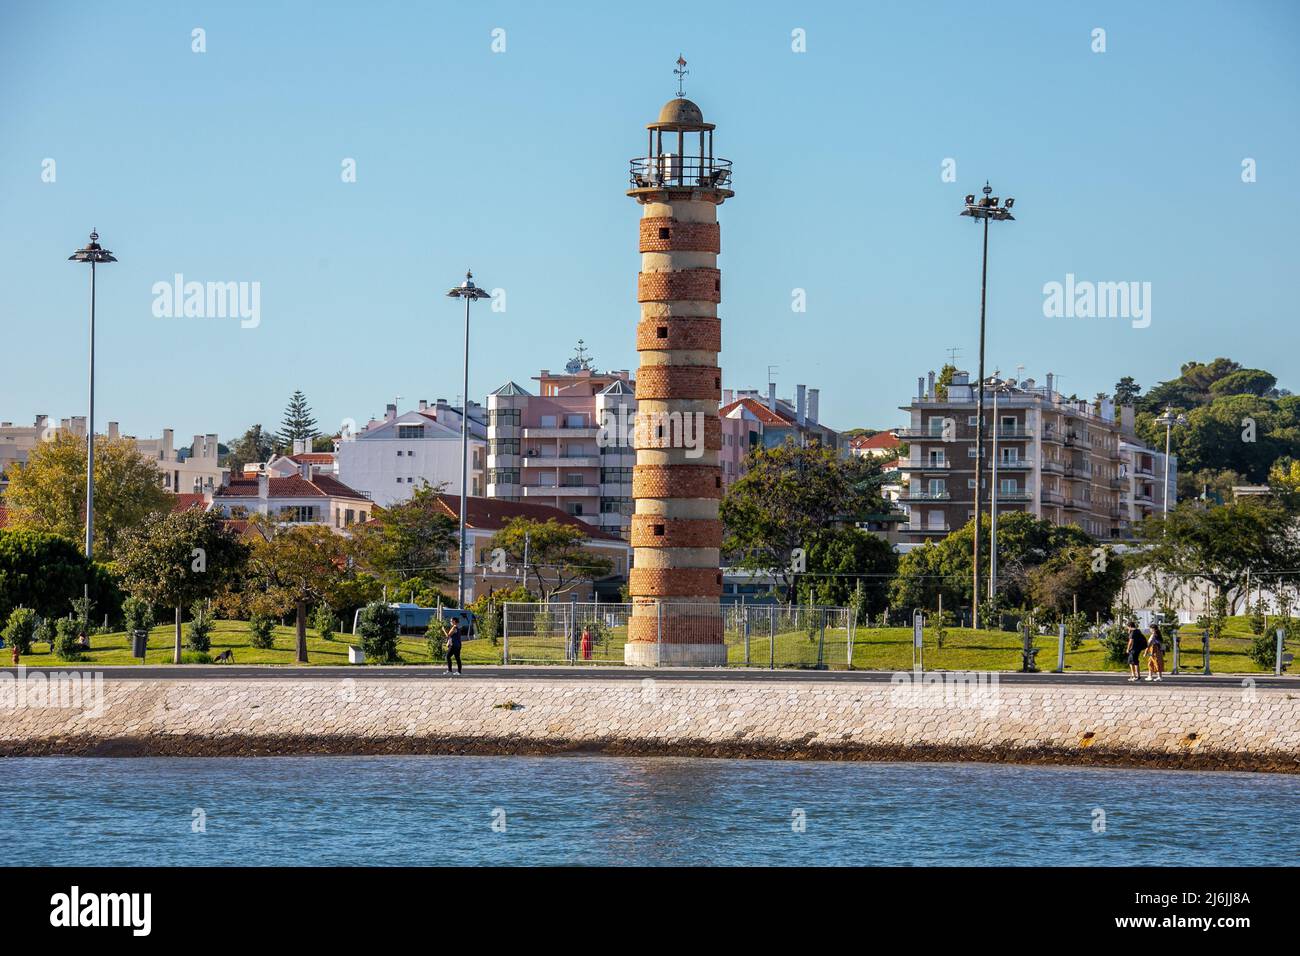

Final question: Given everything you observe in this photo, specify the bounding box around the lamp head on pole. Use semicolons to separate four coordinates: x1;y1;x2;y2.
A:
68;229;116;264
1154;407;1188;428
961;182;1016;222
445;269;491;300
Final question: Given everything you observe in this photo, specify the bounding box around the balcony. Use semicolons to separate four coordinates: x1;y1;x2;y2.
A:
1063;497;1089;511
1041;490;1065;506
994;426;1033;439
991;458;1032;470
1041;460;1063;474
993;490;1033;502
907;459;952;470
895;427;949;440
630;155;733;192
1134;465;1155;478
1064;431;1093;449
1041;428;1065;445
522;484;598;497
899;490;952;502
521;456;601;469
900;524;951;535
522;426;599;439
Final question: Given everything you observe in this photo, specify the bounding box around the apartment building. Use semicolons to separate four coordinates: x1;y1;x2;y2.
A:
0;415;226;493
718;383;842;489
897;370;1174;543
485;348;637;537
336;399;486;508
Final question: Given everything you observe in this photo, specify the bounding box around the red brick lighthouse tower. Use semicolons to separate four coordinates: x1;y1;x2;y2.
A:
625;59;732;666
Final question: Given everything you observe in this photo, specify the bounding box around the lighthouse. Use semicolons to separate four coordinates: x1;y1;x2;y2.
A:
624;62;733;666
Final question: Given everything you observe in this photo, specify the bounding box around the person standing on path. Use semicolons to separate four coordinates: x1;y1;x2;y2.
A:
1145;622;1165;682
1125;619;1147;682
444;618;463;675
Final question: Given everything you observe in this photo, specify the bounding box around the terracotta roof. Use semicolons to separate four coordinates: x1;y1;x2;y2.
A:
288;452;334;464
719;397;794;426
214;474;370;502
851;432;901;451
433;494;624;541
171;493;208;512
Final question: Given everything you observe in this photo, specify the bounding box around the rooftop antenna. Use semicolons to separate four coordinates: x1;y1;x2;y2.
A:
945;346;962;366
767;365;779;386
674;54;688;97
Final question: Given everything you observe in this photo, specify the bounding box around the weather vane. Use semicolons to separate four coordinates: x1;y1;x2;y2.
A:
674;54;688;96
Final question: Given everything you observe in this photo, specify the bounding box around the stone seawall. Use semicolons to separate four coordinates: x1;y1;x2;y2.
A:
2;675;1298;773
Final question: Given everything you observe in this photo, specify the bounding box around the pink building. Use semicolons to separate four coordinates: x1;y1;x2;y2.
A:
486;344;637;538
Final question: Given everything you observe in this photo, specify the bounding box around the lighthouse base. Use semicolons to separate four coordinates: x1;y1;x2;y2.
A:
624;641;729;668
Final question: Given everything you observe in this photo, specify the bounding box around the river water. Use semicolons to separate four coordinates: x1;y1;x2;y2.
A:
4;756;1295;865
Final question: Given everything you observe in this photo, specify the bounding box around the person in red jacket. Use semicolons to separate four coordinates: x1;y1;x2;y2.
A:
580;625;593;661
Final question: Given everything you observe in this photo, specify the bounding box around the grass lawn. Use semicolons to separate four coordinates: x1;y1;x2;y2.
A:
3;616;1282;673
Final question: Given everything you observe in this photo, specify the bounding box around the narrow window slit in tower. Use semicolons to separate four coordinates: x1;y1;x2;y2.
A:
658;227;670;239
656;326;668;338
653;524;665;536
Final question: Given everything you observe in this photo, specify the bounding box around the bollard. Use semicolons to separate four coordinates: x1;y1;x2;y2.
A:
769;607;775;670
743;610;751;666
1202;629;1211;676
1276;626;1286;676
1055;621;1066;673
1172;630;1180;675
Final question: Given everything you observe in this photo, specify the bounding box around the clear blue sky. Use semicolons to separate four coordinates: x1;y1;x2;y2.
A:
2;0;1297;443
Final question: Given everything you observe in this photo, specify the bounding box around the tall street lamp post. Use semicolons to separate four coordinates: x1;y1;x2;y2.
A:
1154;407;1187;519
446;270;491;608
960;184;1014;629
68;230;117;560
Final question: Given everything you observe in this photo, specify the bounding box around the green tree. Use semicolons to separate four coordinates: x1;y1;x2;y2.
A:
794;527;896;611
3;607;38;656
4;433;172;557
353;482;456;592
187;599;214;652
247;524;355;663
720;443;888;602
115;508;250;663
276;390;320;447
1114;376;1142;406
0;529;121;624
356;601;399;663
1210;368;1277;398
1027;544;1125;620
1136;500;1300;614
488;517;613;602
226;424;276;475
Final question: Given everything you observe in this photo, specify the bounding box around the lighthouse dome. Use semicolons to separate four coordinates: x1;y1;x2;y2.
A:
650;97;713;130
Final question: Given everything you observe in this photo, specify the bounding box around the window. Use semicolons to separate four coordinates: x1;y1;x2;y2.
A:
601;467;633;483
658;227;670;239
397;425;424;439
566;414;586;428
540;415;558;428
600;498;632;515
564;474;585;487
567;503;584;516
927;478;946;496
1000;478;1018;494
656;325;668;338
490;439;519;456
490;468;520;485
653;524;665;536
489;408;520;427
968;416;978;426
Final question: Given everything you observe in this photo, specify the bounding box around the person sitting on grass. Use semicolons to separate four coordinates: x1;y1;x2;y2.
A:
1125;620;1147;683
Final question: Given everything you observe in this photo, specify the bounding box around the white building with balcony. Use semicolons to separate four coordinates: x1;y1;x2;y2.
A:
335;399;486;508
